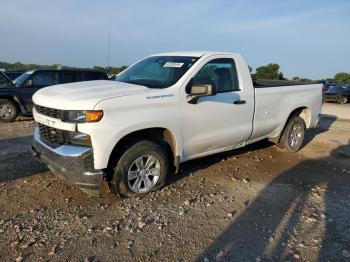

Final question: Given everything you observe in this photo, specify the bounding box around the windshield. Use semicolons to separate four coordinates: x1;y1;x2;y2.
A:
13;71;33;86
116;56;199;88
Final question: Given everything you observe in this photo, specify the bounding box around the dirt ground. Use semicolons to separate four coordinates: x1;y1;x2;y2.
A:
0;114;350;261
322;102;350;120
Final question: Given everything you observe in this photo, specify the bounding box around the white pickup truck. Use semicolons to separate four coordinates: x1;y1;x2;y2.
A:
31;51;322;197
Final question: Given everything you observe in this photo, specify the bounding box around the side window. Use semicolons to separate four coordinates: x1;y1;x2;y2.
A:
31;71;59;86
61;71;83;84
31;71;52;86
84;72;107;81
51;72;59;85
193;58;239;92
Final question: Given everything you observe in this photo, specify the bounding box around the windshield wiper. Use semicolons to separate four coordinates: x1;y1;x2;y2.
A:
117;80;165;89
117;80;145;87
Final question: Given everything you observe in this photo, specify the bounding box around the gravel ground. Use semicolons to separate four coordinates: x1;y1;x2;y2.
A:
0;115;350;261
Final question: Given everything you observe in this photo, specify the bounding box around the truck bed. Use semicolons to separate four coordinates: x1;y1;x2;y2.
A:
248;83;322;144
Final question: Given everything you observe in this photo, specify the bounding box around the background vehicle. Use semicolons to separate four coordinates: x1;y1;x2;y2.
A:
31;51;322;197
322;82;338;93
323;85;350;104
0;69;108;122
3;71;25;81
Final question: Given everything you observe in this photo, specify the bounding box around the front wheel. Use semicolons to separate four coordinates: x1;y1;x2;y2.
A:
110;140;169;198
0;99;18;122
339;96;348;104
277;116;306;153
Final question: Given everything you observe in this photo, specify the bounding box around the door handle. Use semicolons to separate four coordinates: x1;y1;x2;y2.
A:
233;100;246;105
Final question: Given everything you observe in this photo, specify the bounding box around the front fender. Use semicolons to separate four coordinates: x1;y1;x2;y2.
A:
0;91;26;113
79;121;182;170
78;86;182;169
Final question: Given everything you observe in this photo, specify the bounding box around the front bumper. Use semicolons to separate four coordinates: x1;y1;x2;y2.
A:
323;95;339;102
31;127;103;196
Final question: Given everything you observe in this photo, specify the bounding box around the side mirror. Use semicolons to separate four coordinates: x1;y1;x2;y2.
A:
25;79;33;87
186;82;217;104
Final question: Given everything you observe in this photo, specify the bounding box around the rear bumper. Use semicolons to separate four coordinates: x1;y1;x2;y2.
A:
31;127;103;196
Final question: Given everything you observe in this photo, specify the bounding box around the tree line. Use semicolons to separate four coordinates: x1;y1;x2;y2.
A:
0;61;128;76
1;60;349;83
250;63;350;83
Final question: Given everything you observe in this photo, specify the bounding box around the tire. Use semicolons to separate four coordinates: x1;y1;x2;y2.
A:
110;140;169;198
277;116;306;153
339;96;348;104
0;99;18;122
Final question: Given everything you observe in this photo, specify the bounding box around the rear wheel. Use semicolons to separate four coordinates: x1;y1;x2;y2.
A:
0;99;18;122
110;140;169;198
277;116;306;153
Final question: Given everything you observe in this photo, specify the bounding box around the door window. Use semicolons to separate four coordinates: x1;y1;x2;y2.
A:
193;58;239;92
31;71;59;86
84;71;107;81
61;71;83;83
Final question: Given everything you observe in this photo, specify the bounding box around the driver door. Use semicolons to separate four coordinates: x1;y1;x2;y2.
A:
21;71;59;111
181;57;254;160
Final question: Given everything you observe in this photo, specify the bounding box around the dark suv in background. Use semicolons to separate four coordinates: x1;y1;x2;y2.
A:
0;69;108;122
323;84;350;104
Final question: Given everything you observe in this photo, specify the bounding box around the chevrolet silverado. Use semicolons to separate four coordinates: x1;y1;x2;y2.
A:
31;51;322;197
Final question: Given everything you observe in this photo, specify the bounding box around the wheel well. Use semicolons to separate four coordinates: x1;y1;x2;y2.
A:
297;107;310;127
105;128;178;181
275;107;310;143
0;96;22;113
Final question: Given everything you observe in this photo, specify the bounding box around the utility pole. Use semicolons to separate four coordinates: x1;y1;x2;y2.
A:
107;32;111;75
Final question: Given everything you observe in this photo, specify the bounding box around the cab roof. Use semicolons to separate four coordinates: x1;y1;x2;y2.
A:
151;51;235;57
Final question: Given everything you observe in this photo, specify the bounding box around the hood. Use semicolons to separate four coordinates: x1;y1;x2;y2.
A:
33;80;155;110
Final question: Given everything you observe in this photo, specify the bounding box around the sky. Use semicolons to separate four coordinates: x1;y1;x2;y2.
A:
1;0;349;79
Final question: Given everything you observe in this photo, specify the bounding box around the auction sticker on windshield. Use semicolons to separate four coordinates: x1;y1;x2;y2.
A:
163;62;184;68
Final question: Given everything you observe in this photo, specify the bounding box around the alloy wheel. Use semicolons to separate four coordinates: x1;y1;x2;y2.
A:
127;155;161;193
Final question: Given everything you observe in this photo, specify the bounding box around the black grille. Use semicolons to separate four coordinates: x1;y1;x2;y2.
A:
38;124;65;149
35;105;62;119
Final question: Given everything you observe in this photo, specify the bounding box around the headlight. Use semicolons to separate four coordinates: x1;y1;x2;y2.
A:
64;110;103;123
